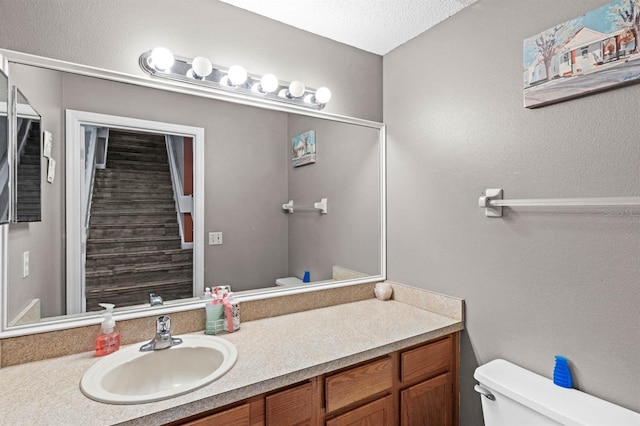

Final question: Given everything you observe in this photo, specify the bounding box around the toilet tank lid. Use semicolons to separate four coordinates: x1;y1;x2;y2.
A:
474;359;640;426
275;277;303;286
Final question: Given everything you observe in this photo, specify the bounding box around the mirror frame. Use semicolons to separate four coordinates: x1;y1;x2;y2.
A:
0;49;386;338
0;67;9;225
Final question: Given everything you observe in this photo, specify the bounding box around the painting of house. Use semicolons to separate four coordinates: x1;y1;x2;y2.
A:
523;0;640;108
291;130;316;167
557;28;606;76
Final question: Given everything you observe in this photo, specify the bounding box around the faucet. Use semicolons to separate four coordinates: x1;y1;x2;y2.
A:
139;315;183;352
149;293;163;306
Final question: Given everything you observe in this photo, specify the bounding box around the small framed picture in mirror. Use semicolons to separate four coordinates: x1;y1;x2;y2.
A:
292;130;316;167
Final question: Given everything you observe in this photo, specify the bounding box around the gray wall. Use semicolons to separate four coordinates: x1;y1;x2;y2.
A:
7;65;64;320
63;70;291;294
384;0;640;423
287;116;380;282
0;0;382;121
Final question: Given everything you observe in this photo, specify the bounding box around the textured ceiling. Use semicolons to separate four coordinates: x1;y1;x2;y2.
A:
218;0;477;55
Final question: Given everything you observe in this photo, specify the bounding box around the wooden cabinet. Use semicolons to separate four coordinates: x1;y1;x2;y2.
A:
323;334;457;426
326;395;394;426
180;402;251;426
325;357;392;413
401;336;452;383
401;373;453;426
266;382;315;426
172;332;459;426
398;335;458;426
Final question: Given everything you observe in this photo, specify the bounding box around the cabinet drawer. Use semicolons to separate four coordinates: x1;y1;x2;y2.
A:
325;357;392;414
266;382;314;426
401;337;452;383
181;403;250;426
326;395;393;426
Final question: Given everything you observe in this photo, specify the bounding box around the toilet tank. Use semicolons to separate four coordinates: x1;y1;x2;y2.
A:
275;277;303;286
474;359;640;426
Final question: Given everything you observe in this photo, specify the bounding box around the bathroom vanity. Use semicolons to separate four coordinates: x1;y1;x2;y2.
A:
176;333;458;426
0;285;463;425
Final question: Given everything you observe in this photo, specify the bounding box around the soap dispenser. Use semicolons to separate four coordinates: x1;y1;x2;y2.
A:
95;303;121;356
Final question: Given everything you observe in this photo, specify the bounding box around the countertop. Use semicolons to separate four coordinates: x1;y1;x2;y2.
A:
0;297;463;426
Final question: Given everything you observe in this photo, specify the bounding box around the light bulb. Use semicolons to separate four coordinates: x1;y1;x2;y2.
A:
228;65;247;86
191;56;213;79
314;87;332;104
278;88;288;98
288;80;306;98
150;47;174;71
260;73;279;93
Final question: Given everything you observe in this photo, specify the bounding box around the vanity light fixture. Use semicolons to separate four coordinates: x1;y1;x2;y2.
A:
313;86;332;104
190;56;213;79
227;65;248;86
149;47;175;71
256;73;279;93
287;80;306;98
139;48;331;109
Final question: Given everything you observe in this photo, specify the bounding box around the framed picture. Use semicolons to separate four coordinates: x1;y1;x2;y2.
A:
291;130;316;167
524;0;640;108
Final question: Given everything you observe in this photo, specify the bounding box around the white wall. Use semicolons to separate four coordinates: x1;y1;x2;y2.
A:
384;0;640;424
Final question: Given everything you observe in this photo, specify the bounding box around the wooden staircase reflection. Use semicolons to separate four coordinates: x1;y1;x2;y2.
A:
85;129;192;311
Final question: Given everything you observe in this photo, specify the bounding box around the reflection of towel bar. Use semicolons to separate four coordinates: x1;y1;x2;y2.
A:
282;198;328;214
479;188;640;217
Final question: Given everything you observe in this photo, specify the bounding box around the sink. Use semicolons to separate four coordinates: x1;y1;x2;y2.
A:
80;334;237;404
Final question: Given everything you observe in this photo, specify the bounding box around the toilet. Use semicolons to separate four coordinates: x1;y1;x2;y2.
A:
275;277;303;287
474;359;640;425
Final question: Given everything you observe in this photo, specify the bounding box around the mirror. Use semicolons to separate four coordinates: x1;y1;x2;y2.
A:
12;87;42;222
0;69;8;223
0;50;385;335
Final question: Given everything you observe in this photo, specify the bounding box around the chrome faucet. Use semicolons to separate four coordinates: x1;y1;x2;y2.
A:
139;315;183;352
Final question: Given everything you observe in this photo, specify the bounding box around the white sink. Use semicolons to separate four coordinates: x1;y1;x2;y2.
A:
80;334;237;404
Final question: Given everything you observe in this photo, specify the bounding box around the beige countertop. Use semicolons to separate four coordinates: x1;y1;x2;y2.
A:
0;295;463;426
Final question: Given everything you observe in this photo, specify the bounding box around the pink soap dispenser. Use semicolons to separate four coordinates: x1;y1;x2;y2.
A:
95;303;121;356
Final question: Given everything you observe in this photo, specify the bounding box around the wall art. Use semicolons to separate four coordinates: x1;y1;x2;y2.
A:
291;130;316;167
524;0;640;108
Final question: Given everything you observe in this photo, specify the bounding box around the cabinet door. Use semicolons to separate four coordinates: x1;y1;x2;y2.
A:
182;403;251;426
400;373;452;426
326;395;393;426
266;382;314;426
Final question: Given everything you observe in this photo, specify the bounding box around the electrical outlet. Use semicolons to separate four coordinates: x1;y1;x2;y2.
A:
23;251;29;278
209;231;223;245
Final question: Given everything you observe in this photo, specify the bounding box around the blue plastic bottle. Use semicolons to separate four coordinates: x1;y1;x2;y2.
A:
553;355;573;388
